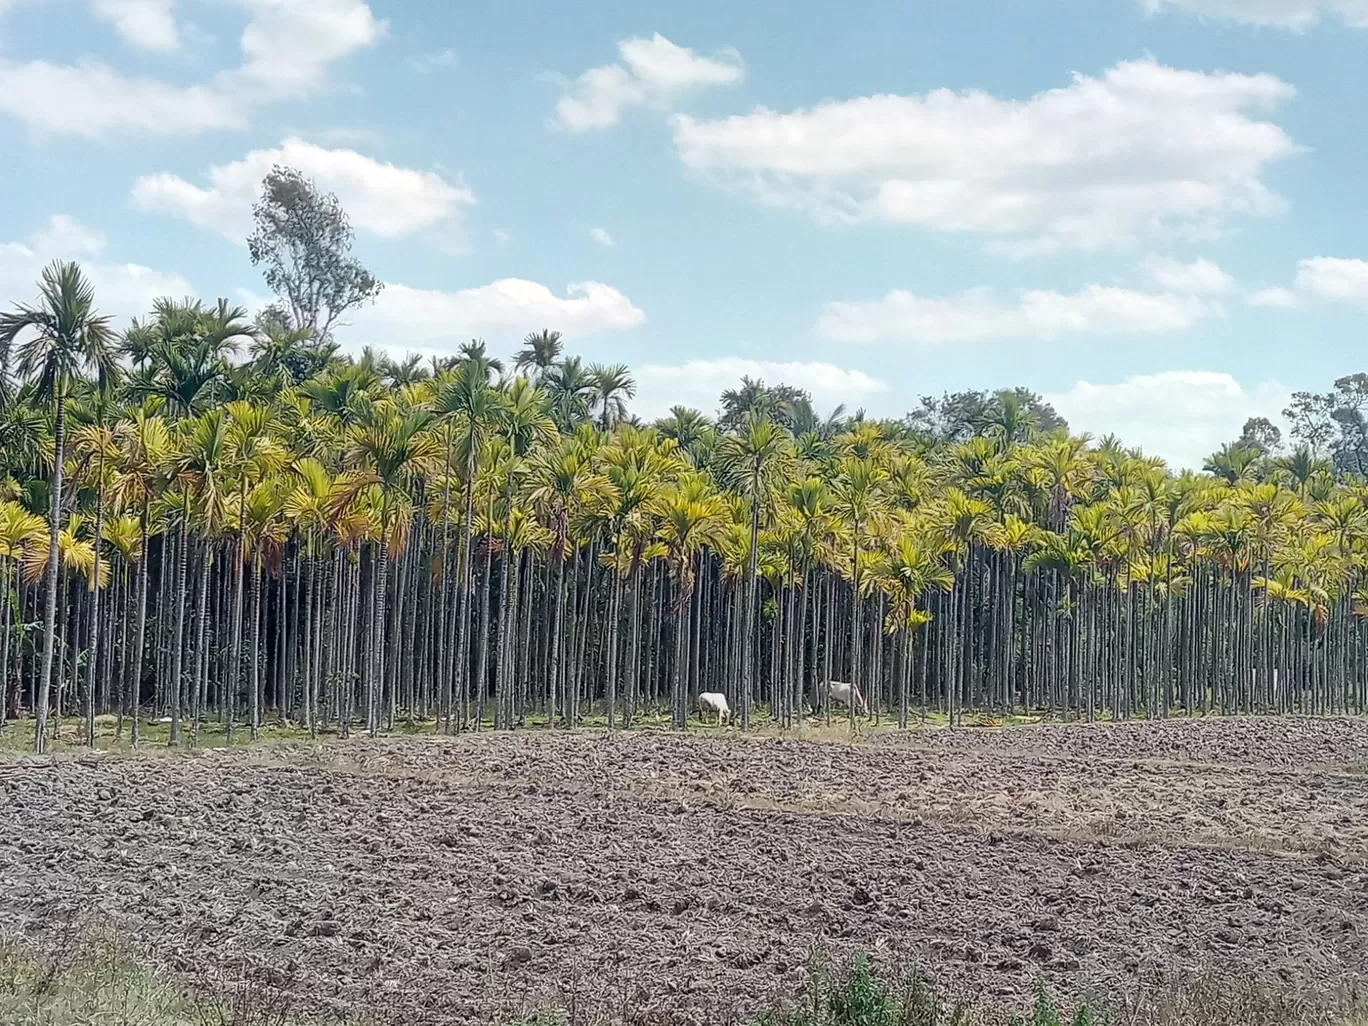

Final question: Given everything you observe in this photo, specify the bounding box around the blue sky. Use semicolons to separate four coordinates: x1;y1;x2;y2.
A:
2;0;1367;467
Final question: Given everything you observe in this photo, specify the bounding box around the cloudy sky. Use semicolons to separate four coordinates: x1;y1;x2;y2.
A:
2;0;1366;468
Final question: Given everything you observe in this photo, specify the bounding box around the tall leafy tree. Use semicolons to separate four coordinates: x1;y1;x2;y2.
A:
247;165;383;338
0;261;116;753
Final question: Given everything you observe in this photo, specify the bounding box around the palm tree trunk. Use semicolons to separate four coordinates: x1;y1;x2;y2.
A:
192;547;212;747
741;501;760;731
85;450;107;747
130;510;150;748
249;556;263;740
474;531;494;730
548;541;566;727
33;394;67;754
455;443;477;729
169;517;189;745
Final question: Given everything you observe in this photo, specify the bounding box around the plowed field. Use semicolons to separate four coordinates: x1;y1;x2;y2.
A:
4;717;1368;1024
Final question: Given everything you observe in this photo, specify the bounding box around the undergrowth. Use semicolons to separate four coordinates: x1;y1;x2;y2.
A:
755;958;1103;1026
2;934;1362;1026
0;932;319;1026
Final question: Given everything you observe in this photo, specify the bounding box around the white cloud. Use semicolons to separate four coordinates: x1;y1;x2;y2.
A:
1139;0;1368;29
817;284;1217;344
92;0;179;51
1247;286;1301;308
132;137;475;243
555;33;744;132
674;58;1297;255
1141;256;1235;295
0;0;384;137
1047;371;1288;470
345;279;645;346
1246;257;1368;309
590;227;615;247
0;59;245;136
0;215;194;328
633;358;889;420
1294;257;1368;307
407;48;457;73
234;0;385;99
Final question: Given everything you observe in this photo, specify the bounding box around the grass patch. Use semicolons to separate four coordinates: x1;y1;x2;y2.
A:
754;957;1365;1026
1;936;1363;1026
0;931;330;1026
756;957;1100;1026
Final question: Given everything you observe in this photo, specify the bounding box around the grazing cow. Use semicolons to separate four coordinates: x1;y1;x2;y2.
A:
698;692;732;726
823;680;869;716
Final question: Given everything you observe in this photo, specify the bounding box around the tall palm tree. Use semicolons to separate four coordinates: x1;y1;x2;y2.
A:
346;403;438;735
589;363;636;431
828;454;890;726
718;413;796;729
653;474;728;728
111;405;173;747
514;330;563;382
543;356;597;433
0;501;44;731
225;401;287;740
0;261;116;753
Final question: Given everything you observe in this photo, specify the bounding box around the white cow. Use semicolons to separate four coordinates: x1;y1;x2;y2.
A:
823;680;869;716
698;692;732;726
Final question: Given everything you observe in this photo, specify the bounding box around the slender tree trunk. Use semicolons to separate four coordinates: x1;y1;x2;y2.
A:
192;548;213;747
85;451;107;747
741;501;760;731
33;395;67;754
130;511;150;749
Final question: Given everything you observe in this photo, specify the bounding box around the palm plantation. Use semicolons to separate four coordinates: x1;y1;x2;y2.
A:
4;260;1368;750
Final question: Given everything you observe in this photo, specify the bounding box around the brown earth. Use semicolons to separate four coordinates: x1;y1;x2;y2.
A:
3;717;1368;1024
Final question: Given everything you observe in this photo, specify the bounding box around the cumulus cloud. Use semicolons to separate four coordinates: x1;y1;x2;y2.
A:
1294;257;1368;307
817;285;1218;344
1046;372;1288;471
91;0;180;51
555;33;744;132
0;0;385;137
589;227;615;247
632;358;889;421
0;215;194;327
132;138;475;243
1247;286;1301;308
1141;256;1235;295
674;58;1297;255
0;60;245;136
1139;0;1368;29
344;279;645;348
1243;257;1368;309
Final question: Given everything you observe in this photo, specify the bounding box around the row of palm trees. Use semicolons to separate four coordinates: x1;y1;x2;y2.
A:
2;261;1366;753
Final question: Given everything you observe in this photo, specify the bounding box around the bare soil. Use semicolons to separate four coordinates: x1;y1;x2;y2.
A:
3;717;1368;1024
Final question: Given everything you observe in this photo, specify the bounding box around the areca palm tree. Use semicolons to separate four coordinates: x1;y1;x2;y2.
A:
528;441;612;725
514;330;563;382
543;356;597;432
173;408;232;745
431;366;503;731
346;404;438;735
0;261;116;753
492;380;556;726
589;363;636;431
828;454;890;725
718;413;796;728
653;474;728;728
225;402;288;739
111;406;173;746
0;502;44;730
